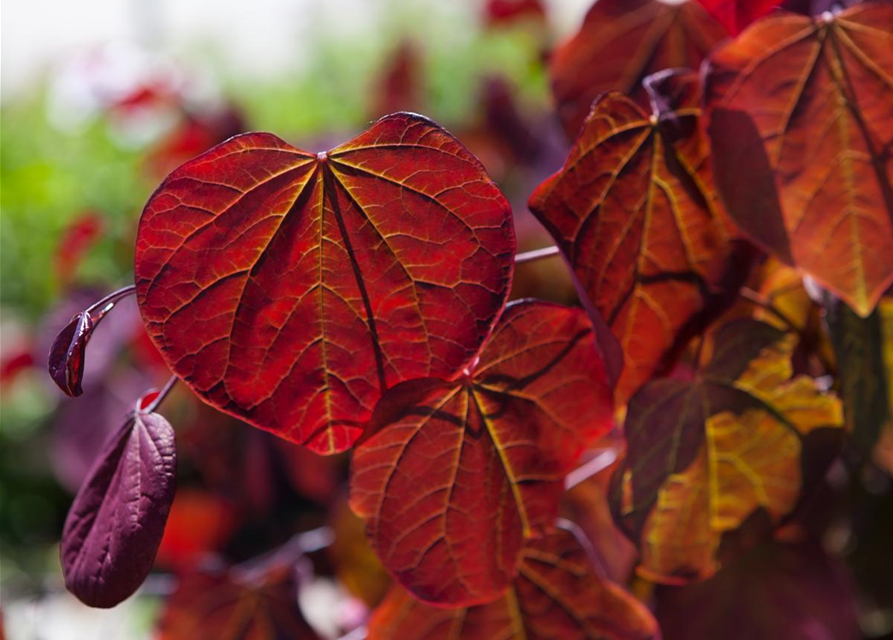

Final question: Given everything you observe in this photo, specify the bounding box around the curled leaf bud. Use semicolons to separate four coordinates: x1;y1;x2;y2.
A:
48;311;94;397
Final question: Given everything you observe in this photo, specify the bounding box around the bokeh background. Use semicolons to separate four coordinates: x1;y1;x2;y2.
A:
1;1;590;638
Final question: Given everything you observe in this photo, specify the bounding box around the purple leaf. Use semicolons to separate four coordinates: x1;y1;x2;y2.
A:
48;311;94;397
61;409;177;608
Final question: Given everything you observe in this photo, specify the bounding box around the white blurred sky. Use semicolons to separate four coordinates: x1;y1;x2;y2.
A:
1;0;594;101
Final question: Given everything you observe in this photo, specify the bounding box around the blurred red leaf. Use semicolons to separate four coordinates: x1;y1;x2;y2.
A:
147;107;246;179
530;71;739;405
135;112;515;454
158;565;320;640
549;0;726;138
654;540;860;640
612;319;843;583
55;211;104;286
366;523;658;640
0;350;34;387
350;300;613;606
372;42;423;117
61;408;177;607
694;0;785;35
704;2;893;317
156;489;237;570
485;0;546;27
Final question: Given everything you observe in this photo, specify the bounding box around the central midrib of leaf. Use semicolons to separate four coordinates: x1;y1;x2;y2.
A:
469;386;534;538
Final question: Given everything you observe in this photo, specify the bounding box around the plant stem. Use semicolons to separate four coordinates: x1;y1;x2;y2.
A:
515;245;560;264
86;284;137;322
142;375;178;414
564;448;619;490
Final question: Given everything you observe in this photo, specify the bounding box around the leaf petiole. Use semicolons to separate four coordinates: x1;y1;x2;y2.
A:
515;245;560;264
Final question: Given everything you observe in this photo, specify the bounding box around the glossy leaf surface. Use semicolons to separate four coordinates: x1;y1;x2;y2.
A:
704;2;893;316
613;318;843;583
530;72;735;405
61;409;177;607
48;312;94;397
366;524;658;640
694;0;785;35
350;300;613;606
157;566;319;640
135;112;515;454
549;0;726;137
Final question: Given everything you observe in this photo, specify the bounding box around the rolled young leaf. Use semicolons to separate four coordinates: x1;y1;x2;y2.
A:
61;407;177;607
48;311;94;397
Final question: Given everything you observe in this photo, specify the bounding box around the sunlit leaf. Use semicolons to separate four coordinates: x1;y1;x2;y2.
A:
704;2;893;317
350;300;613;606
612;318;843;583
530;71;742;405
157;565;320;640
549;0;726;138
135;112;515;454
61;408;177;607
366;523;658;640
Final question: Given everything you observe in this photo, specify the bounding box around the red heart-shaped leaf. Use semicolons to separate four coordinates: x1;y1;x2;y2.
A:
135;112;515;454
61;408;177;607
366;523;658;640
350;300;613;606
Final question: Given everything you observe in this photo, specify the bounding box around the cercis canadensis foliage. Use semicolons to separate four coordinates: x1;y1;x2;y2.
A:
48;1;890;638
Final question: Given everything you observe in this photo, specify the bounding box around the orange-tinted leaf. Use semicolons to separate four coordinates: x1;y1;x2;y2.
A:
530;71;738;405
135;112;515;454
694;0;785;35
613;318;843;583
350;300;613;606
704;2;893;317
654;540;860;640
157;566;320;640
549;0;726;137
366;523;658;640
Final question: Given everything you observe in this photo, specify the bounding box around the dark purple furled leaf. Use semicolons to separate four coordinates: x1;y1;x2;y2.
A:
48;312;94;396
40;289;142;396
61;409;177;608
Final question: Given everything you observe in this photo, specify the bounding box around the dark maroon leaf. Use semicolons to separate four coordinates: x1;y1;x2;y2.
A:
61;408;177;608
48;312;94;397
